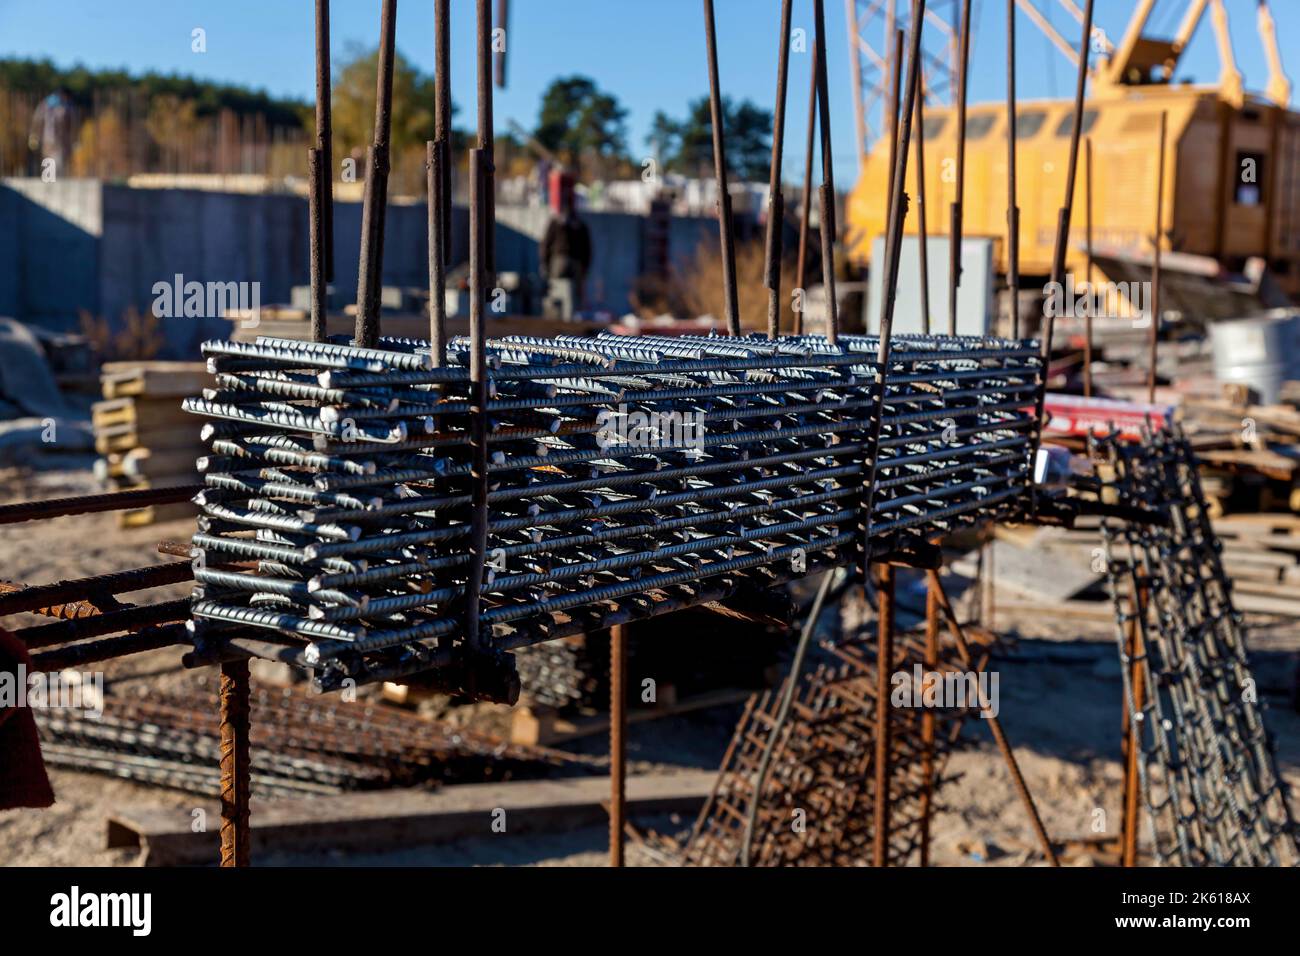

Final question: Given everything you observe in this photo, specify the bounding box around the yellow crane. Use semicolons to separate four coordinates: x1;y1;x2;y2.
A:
844;0;1300;296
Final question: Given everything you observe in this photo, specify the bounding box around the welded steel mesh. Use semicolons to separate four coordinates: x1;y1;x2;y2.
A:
1095;424;1300;867
181;332;1041;688
682;626;988;866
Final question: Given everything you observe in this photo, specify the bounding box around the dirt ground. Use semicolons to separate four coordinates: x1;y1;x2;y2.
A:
2;467;1298;867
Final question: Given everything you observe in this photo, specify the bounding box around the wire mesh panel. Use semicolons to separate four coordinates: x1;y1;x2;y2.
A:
683;627;988;866
181;332;1042;689
1095;425;1300;867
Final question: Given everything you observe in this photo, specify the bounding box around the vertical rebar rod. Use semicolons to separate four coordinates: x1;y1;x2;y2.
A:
1005;0;1021;339
914;66;931;334
872;562;896;867
948;0;973;335
609;623;627;867
494;0;509;88
1084;137;1094;397
862;0;926;553
919;569;939;865
1121;587;1147;867
427;141;447;365
928;569;1060;866
354;0;398;348
813;0;839;343
884;30;904;250
1149;112;1166;404
794;45;818;337
703;0;741;336
465;148;488;650
1044;0;1095;349
315;0;334;283
764;0;795;339
308;146;327;343
477;0;496;277
435;0;452;258
218;658;251;867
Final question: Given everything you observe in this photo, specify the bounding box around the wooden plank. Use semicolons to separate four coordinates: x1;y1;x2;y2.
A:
106;770;717;866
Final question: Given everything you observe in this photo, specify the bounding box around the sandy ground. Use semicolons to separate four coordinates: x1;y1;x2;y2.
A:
2;468;1298;867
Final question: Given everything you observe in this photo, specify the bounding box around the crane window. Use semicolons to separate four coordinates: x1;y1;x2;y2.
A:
1055;109;1098;137
1235;151;1265;206
966;114;998;139
922;115;948;140
1016;111;1047;138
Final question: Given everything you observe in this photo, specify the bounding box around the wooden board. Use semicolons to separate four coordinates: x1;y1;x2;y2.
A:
511;686;754;747
106;770;717;866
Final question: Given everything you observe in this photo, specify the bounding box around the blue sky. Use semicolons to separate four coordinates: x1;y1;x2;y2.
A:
1;0;1296;184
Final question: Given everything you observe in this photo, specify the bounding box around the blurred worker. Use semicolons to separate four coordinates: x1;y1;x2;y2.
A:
28;87;74;177
539;169;591;320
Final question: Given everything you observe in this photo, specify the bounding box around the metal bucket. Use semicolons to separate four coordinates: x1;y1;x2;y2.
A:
1210;310;1300;405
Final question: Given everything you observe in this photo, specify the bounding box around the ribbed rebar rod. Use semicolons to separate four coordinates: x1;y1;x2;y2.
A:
1006;0;1021;339
813;0;839;343
308;146;328;343
872;562;895;866
477;0;496;277
703;0;740;336
914;64;931;334
315;0;334;283
948;0;972;335
354;0;398;348
609;623;627;867
218;658;252;867
794;44;818;336
764;0;795;339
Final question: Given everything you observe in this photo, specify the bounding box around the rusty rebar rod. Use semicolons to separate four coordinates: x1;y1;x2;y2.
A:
872;562;896;867
477;0;497;277
315;0;334;283
813;0;838;343
703;0;740;336
28;622;189;672
793;44;818;336
1149;111;1166;404
919;571;939;865
13;598;192;650
427;140;447;364
435;0;452;259
928;568;1059;866
219;658;252;867
0;485;201;525
465;147;489;650
948;0;973;335
0;562;194;617
885;29;904;247
609;623;627;867
914;64;931;334
1121;587;1148;867
494;0;509;88
308;146;328;343
763;0;795;339
1005;0;1021;339
1044;0;1094;352
354;0;398;348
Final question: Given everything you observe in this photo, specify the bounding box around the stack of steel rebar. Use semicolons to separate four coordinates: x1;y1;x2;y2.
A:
181;331;1042;690
1095;424;1300;866
36;678;583;798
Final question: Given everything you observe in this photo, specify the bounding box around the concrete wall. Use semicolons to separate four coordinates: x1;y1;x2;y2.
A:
0;179;722;355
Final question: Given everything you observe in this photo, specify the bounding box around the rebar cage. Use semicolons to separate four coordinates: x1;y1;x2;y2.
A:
182;331;1044;690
